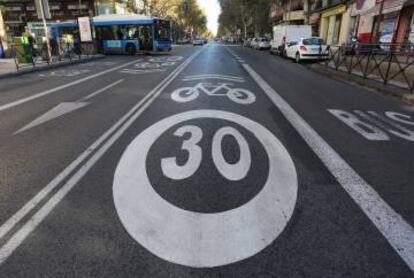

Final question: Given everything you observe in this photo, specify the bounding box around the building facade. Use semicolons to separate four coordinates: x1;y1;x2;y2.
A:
270;0;413;46
2;0;95;39
0;0;134;43
309;0;355;45
270;0;308;26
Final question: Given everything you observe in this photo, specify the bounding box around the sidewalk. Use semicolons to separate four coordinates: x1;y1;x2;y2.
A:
307;62;414;105
0;54;105;79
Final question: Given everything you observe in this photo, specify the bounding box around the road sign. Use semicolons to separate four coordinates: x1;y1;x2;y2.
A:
78;17;92;42
113;110;298;268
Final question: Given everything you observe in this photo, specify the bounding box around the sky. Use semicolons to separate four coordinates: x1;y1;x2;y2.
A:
196;0;221;35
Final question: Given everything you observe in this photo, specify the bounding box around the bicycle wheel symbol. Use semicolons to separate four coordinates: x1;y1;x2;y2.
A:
171;83;256;105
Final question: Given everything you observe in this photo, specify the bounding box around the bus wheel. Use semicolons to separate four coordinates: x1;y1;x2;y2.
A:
126;44;136;56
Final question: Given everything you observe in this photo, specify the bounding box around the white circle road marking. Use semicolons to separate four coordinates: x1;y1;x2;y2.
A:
113;110;298;268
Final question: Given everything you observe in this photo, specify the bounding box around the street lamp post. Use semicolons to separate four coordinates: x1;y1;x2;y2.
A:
36;0;51;61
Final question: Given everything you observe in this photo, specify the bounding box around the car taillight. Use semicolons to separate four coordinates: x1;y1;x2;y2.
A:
300;45;307;51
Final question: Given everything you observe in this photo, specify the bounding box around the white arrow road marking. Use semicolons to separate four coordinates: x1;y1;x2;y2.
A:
15;79;124;135
0;59;137;113
15;102;90;134
79;79;124;101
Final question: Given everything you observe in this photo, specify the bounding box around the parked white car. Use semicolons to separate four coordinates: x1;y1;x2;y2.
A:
255;37;271;50
284;37;329;63
250;38;259;49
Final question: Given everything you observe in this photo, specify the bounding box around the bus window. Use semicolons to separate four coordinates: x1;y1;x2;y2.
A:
113;25;125;40
155;20;170;41
95;26;114;40
126;26;139;40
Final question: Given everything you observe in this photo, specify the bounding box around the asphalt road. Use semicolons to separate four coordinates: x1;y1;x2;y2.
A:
0;43;413;277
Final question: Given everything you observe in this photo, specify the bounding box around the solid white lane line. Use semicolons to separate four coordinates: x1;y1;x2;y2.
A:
0;60;138;112
79;79;124;101
0;49;202;265
243;63;414;271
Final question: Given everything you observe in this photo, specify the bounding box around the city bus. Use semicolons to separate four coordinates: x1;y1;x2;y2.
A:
51;14;172;55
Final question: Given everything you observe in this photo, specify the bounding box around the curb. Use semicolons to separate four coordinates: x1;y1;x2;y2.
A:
305;63;414;106
0;55;105;80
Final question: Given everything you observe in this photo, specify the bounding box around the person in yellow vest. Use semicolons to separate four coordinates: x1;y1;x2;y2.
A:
20;33;33;63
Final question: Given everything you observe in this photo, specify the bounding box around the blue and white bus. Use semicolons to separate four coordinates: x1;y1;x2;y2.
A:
51;14;172;55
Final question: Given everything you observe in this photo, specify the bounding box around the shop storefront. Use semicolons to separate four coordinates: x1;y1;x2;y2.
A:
377;11;400;43
356;0;405;42
395;0;414;43
319;4;352;45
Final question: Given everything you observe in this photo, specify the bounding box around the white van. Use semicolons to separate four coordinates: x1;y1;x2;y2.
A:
270;25;312;55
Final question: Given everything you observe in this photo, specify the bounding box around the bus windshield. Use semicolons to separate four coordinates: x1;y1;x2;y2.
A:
155;20;170;41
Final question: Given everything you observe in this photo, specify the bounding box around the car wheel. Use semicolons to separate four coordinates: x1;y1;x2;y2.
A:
295;53;301;63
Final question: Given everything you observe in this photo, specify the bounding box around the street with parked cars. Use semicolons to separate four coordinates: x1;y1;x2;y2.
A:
241;25;329;63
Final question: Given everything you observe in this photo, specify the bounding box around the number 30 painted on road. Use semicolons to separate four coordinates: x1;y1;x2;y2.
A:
161;125;251;181
113;110;298;268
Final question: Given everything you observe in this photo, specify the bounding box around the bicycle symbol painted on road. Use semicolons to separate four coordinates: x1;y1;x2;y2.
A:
171;82;256;105
134;61;176;69
120;56;183;75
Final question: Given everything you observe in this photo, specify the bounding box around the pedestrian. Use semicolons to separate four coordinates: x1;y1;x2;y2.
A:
0;37;5;58
28;34;36;58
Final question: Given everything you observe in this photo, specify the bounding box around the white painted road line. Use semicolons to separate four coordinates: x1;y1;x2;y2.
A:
80;79;124;101
182;74;245;82
243;63;414;271
0;49;203;265
0;60;138;112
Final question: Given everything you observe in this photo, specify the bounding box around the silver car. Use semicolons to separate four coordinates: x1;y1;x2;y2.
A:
193;38;204;46
255;38;271;50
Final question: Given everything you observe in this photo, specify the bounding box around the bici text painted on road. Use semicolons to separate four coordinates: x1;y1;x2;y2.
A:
328;109;414;142
113;110;298;268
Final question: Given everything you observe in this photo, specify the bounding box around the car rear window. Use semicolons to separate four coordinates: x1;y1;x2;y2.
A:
303;38;325;45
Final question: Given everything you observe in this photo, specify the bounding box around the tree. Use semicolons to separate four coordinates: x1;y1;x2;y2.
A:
218;0;272;38
134;0;207;39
